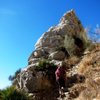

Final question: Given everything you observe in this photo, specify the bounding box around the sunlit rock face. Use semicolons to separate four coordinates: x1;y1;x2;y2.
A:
35;9;88;55
14;67;51;93
15;10;89;94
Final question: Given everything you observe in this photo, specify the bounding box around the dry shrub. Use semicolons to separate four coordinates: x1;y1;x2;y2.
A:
77;67;100;99
65;56;80;67
86;43;96;51
75;44;100;100
69;83;86;99
78;64;89;74
78;56;92;74
75;76;100;100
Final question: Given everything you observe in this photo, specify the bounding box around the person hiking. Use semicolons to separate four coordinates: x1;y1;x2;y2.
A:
55;62;66;97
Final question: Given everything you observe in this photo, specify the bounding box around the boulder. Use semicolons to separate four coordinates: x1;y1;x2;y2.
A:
15;69;51;93
49;51;65;60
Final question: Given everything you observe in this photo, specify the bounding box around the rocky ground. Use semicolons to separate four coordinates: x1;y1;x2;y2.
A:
56;43;100;100
30;43;100;100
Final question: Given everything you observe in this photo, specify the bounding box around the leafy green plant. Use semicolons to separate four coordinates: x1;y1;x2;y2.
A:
37;59;49;71
35;59;57;81
0;86;32;100
35;59;56;71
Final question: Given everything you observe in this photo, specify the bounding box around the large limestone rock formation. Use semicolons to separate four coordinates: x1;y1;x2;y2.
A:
28;10;88;64
13;10;90;99
35;10;87;50
35;10;88;52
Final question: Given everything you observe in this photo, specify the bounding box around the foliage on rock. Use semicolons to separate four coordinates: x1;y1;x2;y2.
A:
35;59;57;80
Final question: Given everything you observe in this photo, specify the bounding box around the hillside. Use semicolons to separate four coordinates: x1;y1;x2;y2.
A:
11;10;100;100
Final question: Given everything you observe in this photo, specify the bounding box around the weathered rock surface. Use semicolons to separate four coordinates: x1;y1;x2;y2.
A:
26;10;89;94
35;10;88;54
14;69;51;93
15;9;88;92
49;51;65;60
12;10;93;100
28;9;89;65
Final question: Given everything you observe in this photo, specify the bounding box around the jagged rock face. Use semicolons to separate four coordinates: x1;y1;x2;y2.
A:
49;51;66;60
14;69;51;93
28;10;88;63
35;10;88;54
15;10;89;94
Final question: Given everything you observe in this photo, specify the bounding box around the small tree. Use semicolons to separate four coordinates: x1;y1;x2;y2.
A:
9;68;21;81
85;25;100;43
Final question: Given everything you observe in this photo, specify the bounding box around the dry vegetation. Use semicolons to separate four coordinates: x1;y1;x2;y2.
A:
74;43;100;100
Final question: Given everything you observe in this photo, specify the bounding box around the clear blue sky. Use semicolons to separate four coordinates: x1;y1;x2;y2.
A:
0;0;100;89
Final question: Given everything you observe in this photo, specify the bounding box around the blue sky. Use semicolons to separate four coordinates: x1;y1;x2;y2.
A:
0;0;100;89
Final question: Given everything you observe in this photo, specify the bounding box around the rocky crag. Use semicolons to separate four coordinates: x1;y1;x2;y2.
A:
13;10;100;100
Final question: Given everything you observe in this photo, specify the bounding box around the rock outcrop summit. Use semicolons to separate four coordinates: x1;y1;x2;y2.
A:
29;10;88;63
12;10;100;100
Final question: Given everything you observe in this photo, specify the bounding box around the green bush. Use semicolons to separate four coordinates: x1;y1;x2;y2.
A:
0;86;32;100
35;59;56;71
37;59;50;71
35;59;57;81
